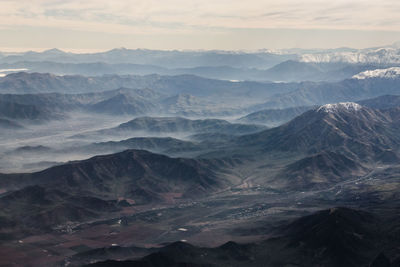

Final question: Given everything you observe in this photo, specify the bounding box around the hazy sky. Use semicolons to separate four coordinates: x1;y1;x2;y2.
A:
1;0;400;51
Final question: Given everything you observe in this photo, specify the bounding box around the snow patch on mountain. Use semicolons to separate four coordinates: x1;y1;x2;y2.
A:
352;67;400;79
317;102;362;113
300;48;400;64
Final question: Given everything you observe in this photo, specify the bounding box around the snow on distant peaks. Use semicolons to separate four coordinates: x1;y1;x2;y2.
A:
299;48;400;64
352;67;400;79
317;102;362;113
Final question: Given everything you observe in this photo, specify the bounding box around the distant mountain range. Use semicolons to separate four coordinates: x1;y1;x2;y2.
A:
3;46;400;66
2;60;397;82
0;48;296;69
0;72;297;97
1;72;400;125
0;72;300;122
256;77;400;110
2;47;400;82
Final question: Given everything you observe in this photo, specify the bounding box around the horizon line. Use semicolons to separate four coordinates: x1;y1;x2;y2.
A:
1;43;400;55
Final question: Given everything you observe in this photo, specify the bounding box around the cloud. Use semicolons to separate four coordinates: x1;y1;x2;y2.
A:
0;0;399;34
0;0;399;50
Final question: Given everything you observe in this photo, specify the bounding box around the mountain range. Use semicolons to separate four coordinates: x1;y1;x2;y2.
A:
0;149;239;237
2;45;400;266
256;77;400;109
2;60;397;82
2;72;400;125
0;48;295;68
1;100;400;265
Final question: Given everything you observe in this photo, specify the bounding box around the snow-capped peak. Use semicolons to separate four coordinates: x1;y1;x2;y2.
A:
317;102;362;113
352;67;400;79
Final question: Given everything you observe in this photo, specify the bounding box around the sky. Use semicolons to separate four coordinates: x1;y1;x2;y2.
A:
0;0;400;52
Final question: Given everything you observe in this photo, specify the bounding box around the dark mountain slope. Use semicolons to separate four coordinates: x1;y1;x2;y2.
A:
0;150;236;236
0;185;119;231
278;151;368;189
0;150;229;203
278;207;381;267
86;207;397;267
